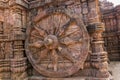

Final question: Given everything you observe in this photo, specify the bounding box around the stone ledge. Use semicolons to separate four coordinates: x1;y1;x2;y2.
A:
27;76;113;80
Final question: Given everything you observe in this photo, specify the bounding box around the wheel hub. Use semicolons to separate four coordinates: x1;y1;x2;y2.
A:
44;35;58;49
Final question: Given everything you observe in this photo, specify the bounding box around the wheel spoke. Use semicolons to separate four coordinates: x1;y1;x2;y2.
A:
60;37;83;46
32;48;41;55
29;41;44;48
38;49;49;61
50;15;56;34
58;52;67;70
31;33;43;40
58;47;76;63
55;14;63;35
58;18;76;37
34;24;48;37
47;51;52;69
51;49;58;71
60;29;80;39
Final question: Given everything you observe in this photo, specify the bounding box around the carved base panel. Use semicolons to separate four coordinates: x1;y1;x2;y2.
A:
28;77;112;80
28;69;112;80
28;68;110;80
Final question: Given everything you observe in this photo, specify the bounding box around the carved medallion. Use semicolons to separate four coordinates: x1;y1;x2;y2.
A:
25;12;89;77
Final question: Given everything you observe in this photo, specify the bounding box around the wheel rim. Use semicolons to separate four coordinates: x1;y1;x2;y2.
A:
25;13;89;77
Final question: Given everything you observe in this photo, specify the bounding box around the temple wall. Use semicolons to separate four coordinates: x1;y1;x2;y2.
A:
102;5;120;61
0;0;111;80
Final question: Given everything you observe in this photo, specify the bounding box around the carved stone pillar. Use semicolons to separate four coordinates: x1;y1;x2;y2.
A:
116;6;120;32
81;0;101;25
117;8;120;61
0;0;28;80
10;6;28;80
87;22;110;79
0;3;11;79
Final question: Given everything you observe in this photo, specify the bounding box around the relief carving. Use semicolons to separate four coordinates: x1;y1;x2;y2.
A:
26;12;89;77
0;0;111;80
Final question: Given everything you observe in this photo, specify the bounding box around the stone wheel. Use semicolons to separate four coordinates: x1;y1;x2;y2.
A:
25;13;89;77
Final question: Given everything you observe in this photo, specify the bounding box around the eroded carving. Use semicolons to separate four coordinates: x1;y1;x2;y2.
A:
0;0;111;80
26;12;89;77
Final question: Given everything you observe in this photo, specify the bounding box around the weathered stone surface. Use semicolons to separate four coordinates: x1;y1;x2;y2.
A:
101;3;120;61
0;0;110;80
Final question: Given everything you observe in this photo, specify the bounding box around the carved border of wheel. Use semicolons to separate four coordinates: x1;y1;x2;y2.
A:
25;12;90;77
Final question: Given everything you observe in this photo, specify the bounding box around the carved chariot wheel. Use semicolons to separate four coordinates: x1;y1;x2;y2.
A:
25;12;89;77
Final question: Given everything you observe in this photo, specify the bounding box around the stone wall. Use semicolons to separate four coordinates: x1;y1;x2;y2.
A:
0;0;110;80
102;4;120;61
